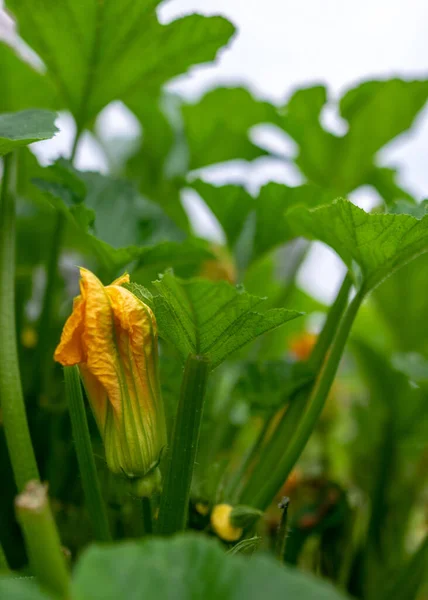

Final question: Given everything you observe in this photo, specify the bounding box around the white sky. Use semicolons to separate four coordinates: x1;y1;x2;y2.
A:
2;0;428;301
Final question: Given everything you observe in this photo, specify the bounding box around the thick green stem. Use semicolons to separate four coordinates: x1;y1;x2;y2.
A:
157;354;210;535
239;393;306;504
239;272;353;507
0;153;40;490
15;481;69;598
250;288;365;510
227;411;275;502
64;366;111;541
309;272;353;370
0;544;10;573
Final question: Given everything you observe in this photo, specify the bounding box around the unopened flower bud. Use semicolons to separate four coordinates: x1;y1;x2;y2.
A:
54;268;166;494
211;504;243;542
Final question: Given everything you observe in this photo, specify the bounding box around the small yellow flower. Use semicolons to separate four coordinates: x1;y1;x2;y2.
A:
211;504;243;542
54;268;166;489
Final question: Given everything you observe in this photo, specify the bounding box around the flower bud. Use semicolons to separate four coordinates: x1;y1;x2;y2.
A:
54;268;166;492
211;504;243;542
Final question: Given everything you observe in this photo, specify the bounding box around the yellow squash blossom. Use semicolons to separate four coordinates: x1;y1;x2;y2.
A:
54;268;166;491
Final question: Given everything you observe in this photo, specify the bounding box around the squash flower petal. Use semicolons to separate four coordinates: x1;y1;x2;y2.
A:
54;268;166;487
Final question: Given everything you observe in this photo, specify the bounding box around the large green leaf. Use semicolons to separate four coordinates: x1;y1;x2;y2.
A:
72;534;349;600
191;180;335;259
190;180;253;247
0;110;57;156
7;1;235;128
280;79;428;195
182;87;279;169
0;578;50;600
125;96;189;231
33;162;211;275
373;252;428;355
0;44;56;112
126;271;302;369
287;198;428;293
254;183;335;259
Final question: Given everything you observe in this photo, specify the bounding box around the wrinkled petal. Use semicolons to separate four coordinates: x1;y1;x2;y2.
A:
54;294;85;365
79;268;123;420
110;272;130;286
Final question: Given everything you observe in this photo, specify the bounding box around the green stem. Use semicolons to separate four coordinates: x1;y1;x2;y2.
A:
15;481;69;598
0;153;40;490
0;543;10;573
275;496;290;562
239;392;307;504
141;498;152;535
383;535;428;600
227;411;275;502
64;366;111;541
309;272;353;370
157;354;210;535
250;287;365;510
239;273;352;506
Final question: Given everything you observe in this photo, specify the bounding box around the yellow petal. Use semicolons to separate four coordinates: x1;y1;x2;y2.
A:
110;272;130;286
54;294;86;365
79;268;123;418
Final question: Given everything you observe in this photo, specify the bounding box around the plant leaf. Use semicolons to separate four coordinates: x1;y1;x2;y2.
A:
7;1;235;128
235;360;314;412
287;198;428;292
0;578;50;599
127;271;302;369
33;162;211;275
0;110;57;156
191;180;335;259
72;534;349;600
373;252;428;355
0;43;57;112
182;87;279;169
281;79;428;196
190;180;253;247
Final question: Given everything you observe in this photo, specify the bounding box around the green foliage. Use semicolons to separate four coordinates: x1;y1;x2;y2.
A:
350;340;428;595
72;534;349;599
0;44;56;112
2;1;428;596
0;110;57;156
7;1;235;129
374;252;428;355
281;79;428;194
182;87;279;169
0;578;50;600
235;360;313;411
287;198;428;292
127;271;302;368
33;160;211;275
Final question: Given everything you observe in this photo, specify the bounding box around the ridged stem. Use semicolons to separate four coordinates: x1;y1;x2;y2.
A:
0;152;40;490
64;366;111;541
157;354;210;534
249;287;365;510
15;481;69;598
